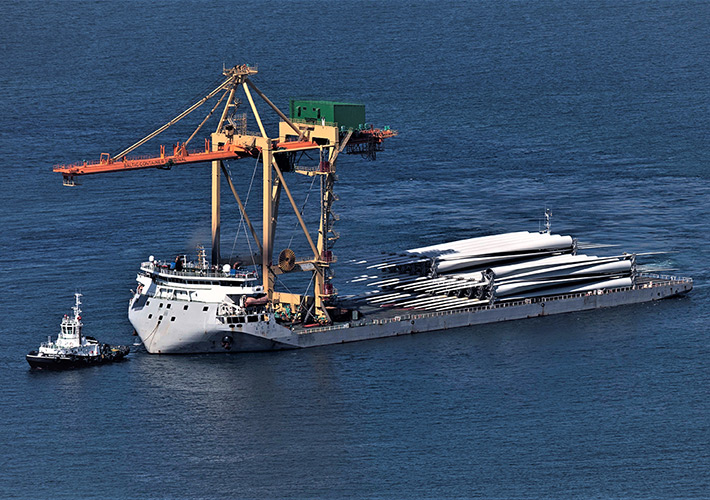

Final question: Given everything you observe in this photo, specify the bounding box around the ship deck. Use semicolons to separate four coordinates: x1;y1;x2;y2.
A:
291;274;692;336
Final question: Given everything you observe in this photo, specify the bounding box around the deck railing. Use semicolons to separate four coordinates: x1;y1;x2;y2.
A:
140;262;257;281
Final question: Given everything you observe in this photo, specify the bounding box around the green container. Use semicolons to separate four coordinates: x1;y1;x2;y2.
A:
289;100;365;130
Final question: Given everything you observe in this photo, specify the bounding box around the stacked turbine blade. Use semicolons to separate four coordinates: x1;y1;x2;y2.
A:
488;253;635;300
350;230;641;312
410;231;575;273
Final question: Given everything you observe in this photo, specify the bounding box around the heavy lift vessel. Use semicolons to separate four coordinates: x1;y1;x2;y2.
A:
54;65;692;353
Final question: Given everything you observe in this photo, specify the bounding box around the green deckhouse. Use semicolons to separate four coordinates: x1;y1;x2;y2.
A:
289;100;366;130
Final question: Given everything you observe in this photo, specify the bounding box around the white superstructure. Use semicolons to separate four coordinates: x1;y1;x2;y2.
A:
38;293;101;358
128;256;292;353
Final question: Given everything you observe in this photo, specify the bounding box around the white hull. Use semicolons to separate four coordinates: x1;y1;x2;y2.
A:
128;294;296;353
129;275;692;354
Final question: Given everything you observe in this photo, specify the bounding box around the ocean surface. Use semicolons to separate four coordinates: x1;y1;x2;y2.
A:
1;0;709;498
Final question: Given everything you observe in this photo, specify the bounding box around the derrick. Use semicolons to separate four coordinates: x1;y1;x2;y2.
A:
52;64;396;325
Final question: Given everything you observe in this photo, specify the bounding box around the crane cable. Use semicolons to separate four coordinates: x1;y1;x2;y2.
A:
228;153;261;268
183;88;230;149
113;73;238;160
286;174;318;250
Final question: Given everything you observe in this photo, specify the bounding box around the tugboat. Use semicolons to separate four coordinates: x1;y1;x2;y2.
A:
26;293;130;370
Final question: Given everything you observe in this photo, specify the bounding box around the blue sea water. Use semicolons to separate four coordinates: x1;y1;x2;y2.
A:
1;0;709;498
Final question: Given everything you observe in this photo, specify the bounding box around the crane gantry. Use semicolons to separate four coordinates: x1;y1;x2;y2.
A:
53;64;396;324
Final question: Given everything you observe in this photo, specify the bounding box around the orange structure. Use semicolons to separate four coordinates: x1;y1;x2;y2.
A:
53;132;393;185
54;142;251;181
53;138;336;183
52;64;397;323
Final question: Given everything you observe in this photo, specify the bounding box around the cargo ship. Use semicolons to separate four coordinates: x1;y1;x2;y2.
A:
53;65;692;353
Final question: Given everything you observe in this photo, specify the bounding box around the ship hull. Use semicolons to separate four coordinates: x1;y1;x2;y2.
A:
128;294;297;354
26;347;130;370
130;276;692;354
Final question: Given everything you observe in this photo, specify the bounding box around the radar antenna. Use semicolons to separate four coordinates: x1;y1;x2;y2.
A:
542;208;552;234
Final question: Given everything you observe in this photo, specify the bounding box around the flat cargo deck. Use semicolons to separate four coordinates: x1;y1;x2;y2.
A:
286;274;692;348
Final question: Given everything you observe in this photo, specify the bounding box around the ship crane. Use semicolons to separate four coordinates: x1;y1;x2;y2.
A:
53;64;396;324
